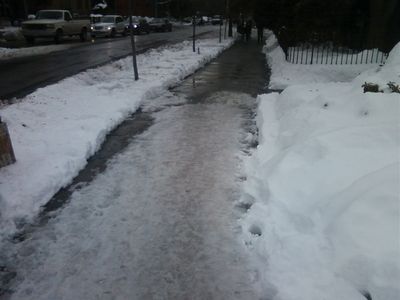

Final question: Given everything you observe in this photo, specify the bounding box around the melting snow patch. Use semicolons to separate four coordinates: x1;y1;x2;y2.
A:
0;37;234;240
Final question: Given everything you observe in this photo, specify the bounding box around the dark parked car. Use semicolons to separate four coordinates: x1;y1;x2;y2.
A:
124;17;150;35
149;18;172;32
211;15;223;25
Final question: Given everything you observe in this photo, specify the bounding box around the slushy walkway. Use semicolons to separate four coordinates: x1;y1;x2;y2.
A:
1;37;268;300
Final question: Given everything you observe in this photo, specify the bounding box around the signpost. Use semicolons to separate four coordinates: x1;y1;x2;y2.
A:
193;15;196;52
129;0;139;81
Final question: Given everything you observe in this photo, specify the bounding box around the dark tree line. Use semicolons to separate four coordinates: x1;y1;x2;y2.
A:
168;0;398;52
252;0;399;52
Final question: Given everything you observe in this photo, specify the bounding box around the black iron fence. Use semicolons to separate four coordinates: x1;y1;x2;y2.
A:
286;43;389;65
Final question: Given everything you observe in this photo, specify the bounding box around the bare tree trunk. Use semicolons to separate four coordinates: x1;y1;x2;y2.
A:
23;0;28;16
368;0;397;50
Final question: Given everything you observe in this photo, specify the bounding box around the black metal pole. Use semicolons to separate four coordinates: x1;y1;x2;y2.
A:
219;20;222;43
227;0;232;37
193;15;196;52
129;1;139;80
224;16;227;39
23;0;28;17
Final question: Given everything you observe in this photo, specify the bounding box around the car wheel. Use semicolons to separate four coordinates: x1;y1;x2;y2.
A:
80;28;88;42
54;29;63;44
122;28;128;36
111;29;116;38
24;36;35;44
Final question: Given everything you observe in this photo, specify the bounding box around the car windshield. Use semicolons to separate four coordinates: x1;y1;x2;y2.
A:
36;11;63;20
126;17;139;23
151;18;162;23
100;16;115;23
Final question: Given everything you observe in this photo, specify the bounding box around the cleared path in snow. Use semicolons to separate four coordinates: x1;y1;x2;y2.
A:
0;25;216;101
1;38;268;300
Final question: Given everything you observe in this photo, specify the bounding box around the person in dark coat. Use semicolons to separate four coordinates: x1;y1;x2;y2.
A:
256;21;264;44
245;19;252;42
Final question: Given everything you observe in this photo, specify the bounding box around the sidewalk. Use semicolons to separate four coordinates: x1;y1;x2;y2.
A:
0;36;234;240
1;35;269;299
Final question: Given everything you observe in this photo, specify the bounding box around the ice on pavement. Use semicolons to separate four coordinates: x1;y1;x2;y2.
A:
0;37;234;239
3;91;261;300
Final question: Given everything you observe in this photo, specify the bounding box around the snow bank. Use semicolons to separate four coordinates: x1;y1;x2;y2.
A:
242;42;400;300
0;37;234;239
0;26;22;42
264;31;383;89
0;44;72;61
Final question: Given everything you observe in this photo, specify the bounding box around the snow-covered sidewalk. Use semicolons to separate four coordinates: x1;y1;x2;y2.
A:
0;37;234;239
241;34;400;299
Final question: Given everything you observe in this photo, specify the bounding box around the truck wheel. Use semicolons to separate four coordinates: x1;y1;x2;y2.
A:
54;29;63;44
122;28;128;36
80;28;88;42
25;36;35;44
110;29;116;38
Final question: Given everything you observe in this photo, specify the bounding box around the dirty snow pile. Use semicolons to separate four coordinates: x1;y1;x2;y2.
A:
0;37;234;239
242;41;400;300
0;26;22;42
264;31;386;89
0;44;72;61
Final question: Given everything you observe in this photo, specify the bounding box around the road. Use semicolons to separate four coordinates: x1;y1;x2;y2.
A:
0;39;268;300
0;25;217;101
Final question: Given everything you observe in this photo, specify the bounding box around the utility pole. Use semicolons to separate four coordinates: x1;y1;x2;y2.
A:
155;0;158;17
129;0;139;81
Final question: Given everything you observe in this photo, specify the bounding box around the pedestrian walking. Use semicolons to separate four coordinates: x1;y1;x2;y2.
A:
256;22;264;44
245;19;252;42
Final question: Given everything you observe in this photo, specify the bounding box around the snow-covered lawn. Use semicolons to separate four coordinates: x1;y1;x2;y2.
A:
0;44;72;61
242;33;400;299
0;37;234;240
265;31;385;89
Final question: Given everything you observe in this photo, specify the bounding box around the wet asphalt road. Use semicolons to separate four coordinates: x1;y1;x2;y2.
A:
0;25;216;101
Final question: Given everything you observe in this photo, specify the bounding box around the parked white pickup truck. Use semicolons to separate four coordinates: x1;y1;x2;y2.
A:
22;10;90;44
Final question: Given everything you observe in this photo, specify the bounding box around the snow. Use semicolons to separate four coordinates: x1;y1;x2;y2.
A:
264;31;386;90
0;36;234;240
1;91;259;300
242;36;400;299
0;44;72;61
